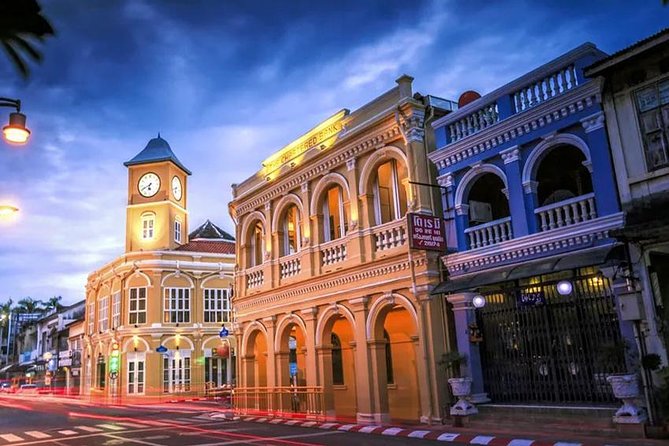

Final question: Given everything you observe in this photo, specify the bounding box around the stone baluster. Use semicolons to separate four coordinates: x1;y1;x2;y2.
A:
588;197;597;219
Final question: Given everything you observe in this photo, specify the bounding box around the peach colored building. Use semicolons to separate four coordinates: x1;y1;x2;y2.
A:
83;137;236;401
229;77;455;424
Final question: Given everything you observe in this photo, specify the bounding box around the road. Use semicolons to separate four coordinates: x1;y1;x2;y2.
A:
0;395;449;446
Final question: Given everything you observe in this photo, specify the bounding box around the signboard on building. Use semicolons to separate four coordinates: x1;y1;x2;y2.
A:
407;213;446;251
156;345;168;353
517;290;547;306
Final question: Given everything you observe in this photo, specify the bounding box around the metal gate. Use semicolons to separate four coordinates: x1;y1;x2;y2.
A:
476;274;626;403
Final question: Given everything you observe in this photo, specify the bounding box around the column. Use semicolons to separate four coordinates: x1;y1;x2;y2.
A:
262;316;277;388
581;111;620;216
316;345;335;419
300;308;318;387
500;146;529;237
300;182;315;277
446;293;489;403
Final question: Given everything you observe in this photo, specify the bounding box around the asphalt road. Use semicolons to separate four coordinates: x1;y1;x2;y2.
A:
0;395;449;446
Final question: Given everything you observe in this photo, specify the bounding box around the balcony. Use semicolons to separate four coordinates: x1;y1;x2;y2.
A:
320;238;347;267
245;264;264;289
535;193;596;231
279;253;301;280
465;217;513;249
372;218;407;253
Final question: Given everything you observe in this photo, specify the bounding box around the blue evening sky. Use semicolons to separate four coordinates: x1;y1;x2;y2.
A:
0;0;666;304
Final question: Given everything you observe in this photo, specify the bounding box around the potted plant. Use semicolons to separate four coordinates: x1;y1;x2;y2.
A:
439;351;477;416
598;340;647;424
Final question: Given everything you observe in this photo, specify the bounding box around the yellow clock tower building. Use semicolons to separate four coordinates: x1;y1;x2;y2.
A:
83;135;237;402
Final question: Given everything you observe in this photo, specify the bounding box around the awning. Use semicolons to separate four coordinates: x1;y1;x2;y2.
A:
432;244;623;295
0;362;34;374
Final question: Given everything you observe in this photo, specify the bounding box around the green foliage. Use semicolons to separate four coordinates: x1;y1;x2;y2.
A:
438;351;467;377
0;0;55;79
656;367;669;421
642;353;662;371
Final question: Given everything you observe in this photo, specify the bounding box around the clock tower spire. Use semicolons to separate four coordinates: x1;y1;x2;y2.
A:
123;135;191;253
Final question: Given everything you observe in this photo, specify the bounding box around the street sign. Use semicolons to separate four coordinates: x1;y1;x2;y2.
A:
518;290;546;306
407;213;446;251
219;327;229;338
289;363;298;377
109;371;118;380
156;345;168;353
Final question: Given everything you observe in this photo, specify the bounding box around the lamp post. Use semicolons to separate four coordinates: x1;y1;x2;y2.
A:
0;98;30;145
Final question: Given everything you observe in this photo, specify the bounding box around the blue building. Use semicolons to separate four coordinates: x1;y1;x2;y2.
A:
429;44;634;406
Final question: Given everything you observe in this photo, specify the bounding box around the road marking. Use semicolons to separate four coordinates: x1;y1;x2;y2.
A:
58;430;79;435
24;431;51;439
358;425;381;433
471;435;496;445
382;427;403;436
97;424;126;431
436;432;460;441
508;440;534;446
76;425;103;432
192;430;343;446
337;424;357;431
0;434;23;443
117;421;150;428
408;430;430;438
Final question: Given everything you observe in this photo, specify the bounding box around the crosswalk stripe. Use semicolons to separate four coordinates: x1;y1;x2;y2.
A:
58;430;78;436
25;431;51;439
96;424;125;431
76;426;102;432
116;422;148;428
0;434;23;443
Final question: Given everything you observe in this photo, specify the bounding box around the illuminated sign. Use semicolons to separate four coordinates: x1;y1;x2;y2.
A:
407;213;446;251
261;109;348;177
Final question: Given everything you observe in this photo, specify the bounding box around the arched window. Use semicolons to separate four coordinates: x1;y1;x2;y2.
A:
373;160;407;225
384;330;394;384
141;212;155;240
467;173;510;226
536;145;593;206
249;222;264;267
331;333;344;385
282;205;300;256
323;185;349;242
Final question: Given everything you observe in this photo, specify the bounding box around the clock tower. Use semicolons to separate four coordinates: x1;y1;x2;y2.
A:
123;135;191;252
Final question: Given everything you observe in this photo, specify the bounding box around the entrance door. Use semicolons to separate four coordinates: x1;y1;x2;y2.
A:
205;357;229;387
127;352;145;395
163;350;191;393
477;274;626;403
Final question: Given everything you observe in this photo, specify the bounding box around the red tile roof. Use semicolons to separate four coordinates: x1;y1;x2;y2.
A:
175;240;235;255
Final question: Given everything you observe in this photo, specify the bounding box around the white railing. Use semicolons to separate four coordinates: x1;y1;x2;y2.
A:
465;217;513;249
279;254;301;279
512;64;578;113
321;239;347;267
372;219;407;252
246;265;264;289
448;102;499;144
535;193;596;231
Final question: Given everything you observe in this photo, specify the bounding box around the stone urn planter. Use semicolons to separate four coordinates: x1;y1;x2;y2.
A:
448;377;478;416
606;374;647;424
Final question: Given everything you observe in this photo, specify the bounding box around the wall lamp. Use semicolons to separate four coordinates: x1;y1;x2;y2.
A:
0;98;30;144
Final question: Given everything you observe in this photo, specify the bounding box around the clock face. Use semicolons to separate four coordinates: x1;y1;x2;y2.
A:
172;176;182;201
138;172;160;197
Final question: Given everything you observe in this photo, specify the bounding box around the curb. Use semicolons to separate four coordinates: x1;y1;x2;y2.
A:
237;416;620;446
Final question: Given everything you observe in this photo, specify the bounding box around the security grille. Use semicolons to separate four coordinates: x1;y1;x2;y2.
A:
476;273;626;403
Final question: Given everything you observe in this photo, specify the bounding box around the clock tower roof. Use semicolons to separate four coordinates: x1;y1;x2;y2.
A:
124;134;192;175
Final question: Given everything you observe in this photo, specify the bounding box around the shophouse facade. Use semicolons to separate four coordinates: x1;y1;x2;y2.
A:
83;136;236;402
585;29;669;421
230;76;456;424
65;319;84;394
430;44;633;406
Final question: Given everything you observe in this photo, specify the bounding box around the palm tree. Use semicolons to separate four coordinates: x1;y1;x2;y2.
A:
44;296;63;312
15;297;43;314
0;299;13;339
0;0;55;79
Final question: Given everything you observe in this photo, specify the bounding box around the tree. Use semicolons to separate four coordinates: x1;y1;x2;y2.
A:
0;299;13;338
0;0;55;79
15;297;43;314
44;296;63;312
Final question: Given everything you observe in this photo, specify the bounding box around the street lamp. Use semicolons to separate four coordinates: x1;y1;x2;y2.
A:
0;98;30;144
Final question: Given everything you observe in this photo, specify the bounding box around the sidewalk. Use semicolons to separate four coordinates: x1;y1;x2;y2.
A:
228;414;668;446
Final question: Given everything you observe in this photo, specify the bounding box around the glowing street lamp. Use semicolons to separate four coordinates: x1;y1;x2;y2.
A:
0;205;18;217
0;98;30;145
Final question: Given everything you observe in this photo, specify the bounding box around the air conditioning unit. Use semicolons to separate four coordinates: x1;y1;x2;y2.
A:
469;200;493;223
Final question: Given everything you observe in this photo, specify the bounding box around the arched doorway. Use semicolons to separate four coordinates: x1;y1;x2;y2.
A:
465;172;511;248
275;319;307;387
369;297;420;422
243;328;268;388
318;308;357;419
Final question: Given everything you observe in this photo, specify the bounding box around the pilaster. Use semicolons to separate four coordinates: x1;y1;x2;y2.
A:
500;145;529;237
581;111;620;216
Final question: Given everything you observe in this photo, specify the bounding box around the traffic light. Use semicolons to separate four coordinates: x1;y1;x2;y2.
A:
109;342;120;375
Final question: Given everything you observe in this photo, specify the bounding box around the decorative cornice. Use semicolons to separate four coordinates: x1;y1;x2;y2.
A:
235;123;402;216
580;111;605;133
443;212;623;276
500;146;520;164
429;81;602;170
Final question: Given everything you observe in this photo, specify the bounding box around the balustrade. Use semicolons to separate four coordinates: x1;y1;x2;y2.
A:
321;239;347;267
246;266;264;289
279;255;301;279
372;219;407;252
448;102;499;144
464;217;513;249
512;64;577;113
535;193;596;231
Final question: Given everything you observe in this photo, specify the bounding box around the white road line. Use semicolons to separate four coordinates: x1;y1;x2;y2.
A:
471;435;496;445
382;427;404;436
408;430;430;438
76;425;103;432
436;432;460;441
0;434;23;443
358;425;381;433
24;431;51;439
97;424;126;431
337;424;357;431
508;440;534;446
58;430;79;436
117;421;150;428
